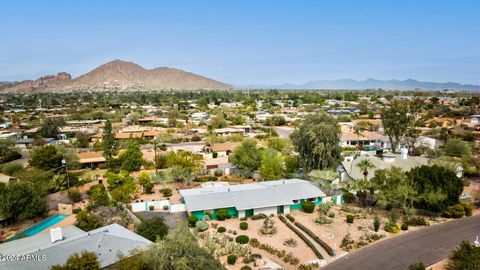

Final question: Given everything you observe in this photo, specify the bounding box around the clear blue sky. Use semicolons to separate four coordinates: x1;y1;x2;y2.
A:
1;0;479;85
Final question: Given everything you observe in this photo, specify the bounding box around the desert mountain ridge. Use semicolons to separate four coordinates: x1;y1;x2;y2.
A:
0;59;232;93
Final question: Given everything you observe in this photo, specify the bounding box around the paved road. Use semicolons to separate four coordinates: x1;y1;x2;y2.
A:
323;215;480;270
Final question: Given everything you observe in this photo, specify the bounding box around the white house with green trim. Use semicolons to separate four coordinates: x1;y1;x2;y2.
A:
180;179;340;220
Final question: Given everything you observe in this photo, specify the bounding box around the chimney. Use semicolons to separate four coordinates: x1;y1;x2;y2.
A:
400;148;408;160
50;227;63;243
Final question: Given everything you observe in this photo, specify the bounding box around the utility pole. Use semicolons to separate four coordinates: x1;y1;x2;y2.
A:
62;158;70;188
153;139;157;173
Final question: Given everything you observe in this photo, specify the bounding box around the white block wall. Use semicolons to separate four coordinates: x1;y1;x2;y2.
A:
253;206;277;216
238;210;246;218
283;204;291;214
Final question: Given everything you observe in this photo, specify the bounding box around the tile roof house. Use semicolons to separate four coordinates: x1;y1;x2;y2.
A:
180;179;333;220
0;223;151;270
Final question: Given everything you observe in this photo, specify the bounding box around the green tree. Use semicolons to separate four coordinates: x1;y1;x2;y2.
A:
137;171;151;194
119;140;143;172
310;170;338;196
165;150;203;173
14;167;52;196
356;158;376;181
1;162;23;176
409;262;426;270
102;119;118;170
447;241;480;270
230;138;262;174
267;137;290;153
443;138;473;157
136;216;169;242
259;150;283;180
143;222;224;270
38;117;64;138
0;182;47;223
381;99;413;151
74;132;90;148
169;166;193;185
75;210;103;231
87;184;110;207
51;251;100;270
56;144;80;169
290;112;341;173
350;179;373;207
0;139;21;164
28;145;63;171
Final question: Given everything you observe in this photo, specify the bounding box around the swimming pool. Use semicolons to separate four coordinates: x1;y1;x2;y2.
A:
17;214;69;237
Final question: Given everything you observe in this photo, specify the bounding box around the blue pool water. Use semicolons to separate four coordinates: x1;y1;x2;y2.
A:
17;214;69;237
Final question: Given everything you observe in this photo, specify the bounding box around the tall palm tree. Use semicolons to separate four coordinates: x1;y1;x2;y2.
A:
350;178;372;207
356;158;376;181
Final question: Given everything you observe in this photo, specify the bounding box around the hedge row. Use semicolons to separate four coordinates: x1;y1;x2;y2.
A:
278;215;324;259
294;221;335;256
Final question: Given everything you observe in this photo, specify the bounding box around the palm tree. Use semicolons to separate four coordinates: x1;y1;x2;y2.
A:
350;178;372;207
356;158;376;181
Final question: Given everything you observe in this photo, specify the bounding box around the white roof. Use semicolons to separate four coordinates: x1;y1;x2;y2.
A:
180;179;325;211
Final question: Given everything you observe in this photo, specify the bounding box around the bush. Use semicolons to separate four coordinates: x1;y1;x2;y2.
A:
405;216;429;226
346;215;354;224
328;212;335;218
373;215;381;232
385;222;400;233
409;262;426;270
240;266;252;270
1;162;23;176
235;235;250;244
286;214;295;222
294;221;335;256
318;203;332;215
251;214;267;220
460;201;473;217
195;221;209;231
343;192;355;203
227;254;237;265
188;215;199;227
240;222;248;230
163;205;169;211
161;188;172;197
213;169;223;177
216;208;230;221
301;201;315;213
315;215;332;225
144;182;154;194
149;205;154;211
136;216;168;242
443;204;465;218
401;224;409;231
217;226;226;233
67;188;82;202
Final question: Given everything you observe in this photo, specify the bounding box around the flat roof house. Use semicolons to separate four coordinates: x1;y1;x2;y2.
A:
180;179;330;220
0;223;151;270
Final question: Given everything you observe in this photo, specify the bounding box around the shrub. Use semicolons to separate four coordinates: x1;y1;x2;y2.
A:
251;214;267;220
235;235;250;244
409;262;426;270
346;215;354;224
149;205;154;211
286;214;295;222
227;254;237;265
277;216;324;259
213;169;223;177
315;215;332;225
67;188;82;202
283;238;297;247
443;204;465;218
144;182;154;194
1;162;23;176
217;226;226;233
301;201;315;213
240;266;252;270
343;192;355;203
161;188;172;197
460;201;473;217
318;203;332;215
163;205;169;211
384;222;400;233
405;216;429;226
240;222;248;230
195;221;209;231
259;217;277;235
216;208;230;221
188;215;198;227
294;221;335;256
328;212;335;218
401;224;409;231
373;215;381;232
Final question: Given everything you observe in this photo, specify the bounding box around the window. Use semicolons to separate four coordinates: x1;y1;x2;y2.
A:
307;198;316;202
293;199;299;204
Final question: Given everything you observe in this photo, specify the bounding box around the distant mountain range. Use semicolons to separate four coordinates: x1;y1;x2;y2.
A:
0;59;231;93
240;78;480;91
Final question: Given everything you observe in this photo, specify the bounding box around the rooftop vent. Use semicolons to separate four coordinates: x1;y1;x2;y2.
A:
50;227;63;243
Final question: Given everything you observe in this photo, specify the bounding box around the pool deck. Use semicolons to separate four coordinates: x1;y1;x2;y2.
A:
38;215;76;234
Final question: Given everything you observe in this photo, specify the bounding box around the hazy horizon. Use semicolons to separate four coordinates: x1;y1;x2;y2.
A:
1;1;479;85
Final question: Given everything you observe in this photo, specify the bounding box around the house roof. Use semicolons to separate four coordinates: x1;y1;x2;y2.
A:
341;154;430;181
211;142;240;152
0;223;151;270
78;151;106;163
180;179;325;211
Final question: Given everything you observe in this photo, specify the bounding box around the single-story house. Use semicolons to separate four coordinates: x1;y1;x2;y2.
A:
78;151;106;168
209;142;240;157
15;137;56;148
180;179;337;220
0;223;151;270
